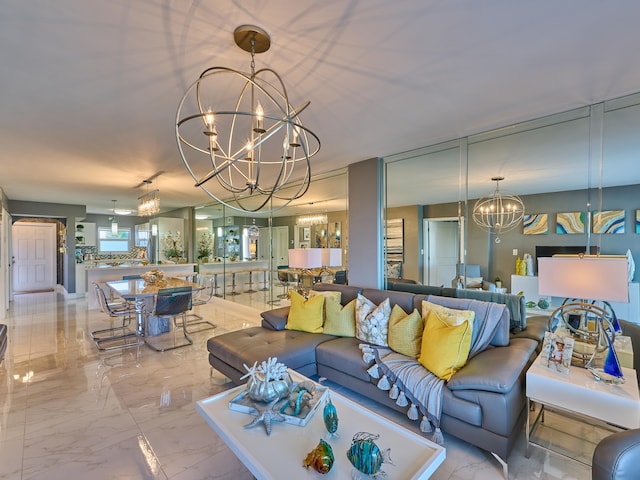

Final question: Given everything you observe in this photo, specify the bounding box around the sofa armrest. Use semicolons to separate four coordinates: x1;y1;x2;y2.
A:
260;306;290;330
447;338;537;393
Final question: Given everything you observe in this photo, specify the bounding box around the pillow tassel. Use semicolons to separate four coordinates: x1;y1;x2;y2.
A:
389;383;399;400
407;402;419;420
366;364;380;379
377;374;391;391
359;344;375;364
420;415;432;433
433;427;444;445
396;390;408;407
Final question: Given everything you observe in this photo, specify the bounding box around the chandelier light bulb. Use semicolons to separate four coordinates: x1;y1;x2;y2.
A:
204;108;215;130
254;102;265;133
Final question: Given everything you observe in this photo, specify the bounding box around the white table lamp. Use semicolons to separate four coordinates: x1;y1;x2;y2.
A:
538;255;628;384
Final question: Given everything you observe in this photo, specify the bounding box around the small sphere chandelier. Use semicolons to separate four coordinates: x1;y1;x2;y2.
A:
472;176;525;242
176;25;320;213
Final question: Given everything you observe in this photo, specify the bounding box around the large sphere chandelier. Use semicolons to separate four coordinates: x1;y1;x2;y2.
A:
176;25;320;214
472;176;524;242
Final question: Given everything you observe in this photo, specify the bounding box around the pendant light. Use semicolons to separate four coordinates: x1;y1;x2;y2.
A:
111;200;118;234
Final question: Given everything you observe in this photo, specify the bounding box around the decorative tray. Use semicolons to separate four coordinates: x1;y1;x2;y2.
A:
229;383;328;427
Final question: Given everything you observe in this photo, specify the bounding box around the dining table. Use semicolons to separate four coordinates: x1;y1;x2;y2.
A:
106;277;203;337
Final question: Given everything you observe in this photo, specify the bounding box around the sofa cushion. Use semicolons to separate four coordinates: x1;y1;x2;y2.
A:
447;337;537;393
418;310;472;381
286;291;325;333
362;288;415;314
355;294;391;346
207;327;335;373
316;337;371;382
387;305;423;358
323;298;356;337
261;306;290;331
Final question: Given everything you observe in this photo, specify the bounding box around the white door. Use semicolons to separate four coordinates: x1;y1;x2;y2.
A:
424;219;459;287
12;222;57;292
258;226;289;267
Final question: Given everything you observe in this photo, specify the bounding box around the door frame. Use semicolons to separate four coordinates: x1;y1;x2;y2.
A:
11;221;57;293
422;216;465;286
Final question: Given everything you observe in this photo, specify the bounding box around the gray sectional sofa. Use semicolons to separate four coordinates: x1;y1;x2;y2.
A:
207;283;540;471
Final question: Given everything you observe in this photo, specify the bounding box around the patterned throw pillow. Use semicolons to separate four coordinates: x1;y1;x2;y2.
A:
418;309;472;381
285;291;325;333
355;294;391;346
387;304;424;358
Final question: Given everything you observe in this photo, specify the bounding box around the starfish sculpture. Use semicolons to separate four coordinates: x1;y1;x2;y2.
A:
243;399;286;436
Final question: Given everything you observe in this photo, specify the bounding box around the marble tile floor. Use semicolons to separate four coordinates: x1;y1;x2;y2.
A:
0;290;592;479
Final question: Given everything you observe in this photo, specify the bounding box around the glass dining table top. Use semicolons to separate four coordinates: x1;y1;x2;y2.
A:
106;277;202;298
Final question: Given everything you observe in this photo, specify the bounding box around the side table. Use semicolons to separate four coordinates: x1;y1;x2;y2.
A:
526;353;640;465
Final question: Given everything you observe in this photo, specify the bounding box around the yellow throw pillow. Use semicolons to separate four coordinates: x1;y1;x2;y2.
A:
324;298;356;337
387;305;424;358
286;291;325;333
308;290;342;303
422;300;475;331
418;310;472;381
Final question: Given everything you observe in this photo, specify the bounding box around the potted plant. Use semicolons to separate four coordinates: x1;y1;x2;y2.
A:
197;232;213;263
494;276;502;288
162;231;184;263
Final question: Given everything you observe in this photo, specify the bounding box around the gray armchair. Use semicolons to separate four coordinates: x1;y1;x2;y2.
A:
452;264;497;291
592;429;640;480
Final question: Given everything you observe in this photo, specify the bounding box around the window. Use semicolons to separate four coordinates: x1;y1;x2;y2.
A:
98;227;131;253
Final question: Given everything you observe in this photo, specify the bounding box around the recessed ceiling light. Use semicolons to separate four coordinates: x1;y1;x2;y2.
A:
114;209;133;215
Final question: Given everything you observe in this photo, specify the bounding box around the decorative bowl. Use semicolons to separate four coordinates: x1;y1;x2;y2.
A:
141;270;165;285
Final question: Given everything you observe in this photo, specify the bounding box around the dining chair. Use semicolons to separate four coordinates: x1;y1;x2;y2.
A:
277;269;291;299
143;286;193;352
334;270;348;285
91;282;143;351
178;274;216;333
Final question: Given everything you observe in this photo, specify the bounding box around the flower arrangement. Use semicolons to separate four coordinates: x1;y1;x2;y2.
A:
162;231;184;262
197;232;213;262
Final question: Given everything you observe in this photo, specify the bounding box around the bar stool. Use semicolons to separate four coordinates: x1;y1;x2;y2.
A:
228;271;241;296
260;267;270;291
246;269;257;293
212;272;223;297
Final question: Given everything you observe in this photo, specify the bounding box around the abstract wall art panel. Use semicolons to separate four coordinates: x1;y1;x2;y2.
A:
636;210;640;234
556;212;585;234
384;218;404;261
523;213;548;235
592;210;625;234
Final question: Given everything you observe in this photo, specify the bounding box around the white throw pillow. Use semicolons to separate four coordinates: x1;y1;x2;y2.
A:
355;294;391;346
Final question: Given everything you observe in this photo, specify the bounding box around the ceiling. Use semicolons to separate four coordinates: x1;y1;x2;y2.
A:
2;1;640;219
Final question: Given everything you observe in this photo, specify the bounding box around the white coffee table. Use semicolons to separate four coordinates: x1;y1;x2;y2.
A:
526;353;640;464
196;372;445;479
